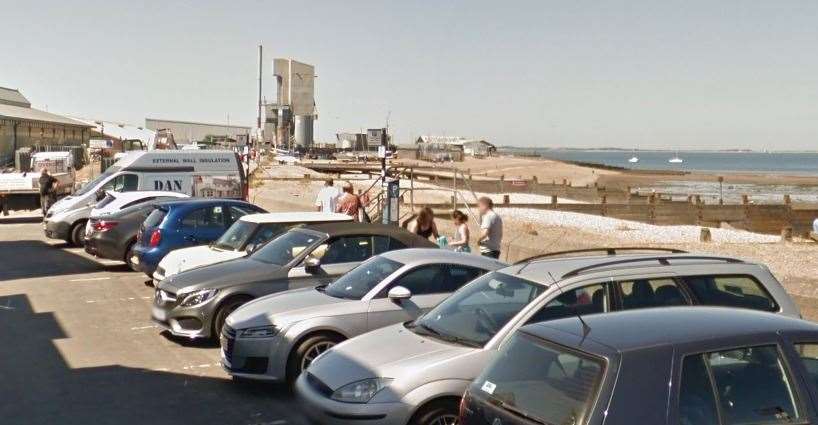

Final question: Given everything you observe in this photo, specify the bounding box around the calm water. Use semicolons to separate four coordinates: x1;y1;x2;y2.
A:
507;149;818;175
500;148;818;203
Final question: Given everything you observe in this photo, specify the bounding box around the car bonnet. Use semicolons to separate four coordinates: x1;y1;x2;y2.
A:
307;323;473;391
226;286;351;329
158;257;284;293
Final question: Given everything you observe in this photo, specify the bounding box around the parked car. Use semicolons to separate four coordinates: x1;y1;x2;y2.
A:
131;198;266;277
296;248;800;425
222;249;506;383
153;212;353;284
85;191;190;237
46;150;248;246
84;196;188;270
153;223;437;341
461;307;818;425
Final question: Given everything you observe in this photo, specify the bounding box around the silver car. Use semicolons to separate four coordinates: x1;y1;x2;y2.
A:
296;248;801;425
221;249;506;383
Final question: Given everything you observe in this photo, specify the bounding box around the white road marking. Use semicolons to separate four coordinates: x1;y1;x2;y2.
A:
130;325;158;330
69;277;110;282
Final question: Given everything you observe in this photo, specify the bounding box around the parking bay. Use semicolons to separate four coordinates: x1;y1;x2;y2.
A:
0;221;307;425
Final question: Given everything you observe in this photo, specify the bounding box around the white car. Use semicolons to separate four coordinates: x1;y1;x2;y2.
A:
153;212;353;284
85;191;189;237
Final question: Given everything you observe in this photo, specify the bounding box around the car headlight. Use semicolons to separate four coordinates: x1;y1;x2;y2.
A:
178;289;219;307
330;378;393;403
239;325;279;338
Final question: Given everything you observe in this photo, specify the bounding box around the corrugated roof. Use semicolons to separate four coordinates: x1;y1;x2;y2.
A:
0;103;92;127
0;87;31;108
70;117;155;144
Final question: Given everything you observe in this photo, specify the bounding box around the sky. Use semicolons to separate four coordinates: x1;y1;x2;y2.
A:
1;0;817;150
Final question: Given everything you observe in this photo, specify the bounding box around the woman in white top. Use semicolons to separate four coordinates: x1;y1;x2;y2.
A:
448;210;470;253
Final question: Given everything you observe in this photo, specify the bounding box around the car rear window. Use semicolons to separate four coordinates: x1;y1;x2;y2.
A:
679;345;800;425
683;275;778;312
143;208;167;228
473;333;604;425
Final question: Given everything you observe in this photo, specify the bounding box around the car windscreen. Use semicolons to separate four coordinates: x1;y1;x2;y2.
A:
250;230;322;266
213;220;257;251
471;333;604;425
411;272;545;347
324;256;403;299
74;167;119;196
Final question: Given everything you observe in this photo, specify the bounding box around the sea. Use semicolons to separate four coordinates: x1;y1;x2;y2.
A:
500;148;818;204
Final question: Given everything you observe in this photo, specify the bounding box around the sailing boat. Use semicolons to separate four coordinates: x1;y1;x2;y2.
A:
628;149;639;163
668;150;684;163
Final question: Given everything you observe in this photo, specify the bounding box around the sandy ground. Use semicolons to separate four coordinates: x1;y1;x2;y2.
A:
250;168;818;318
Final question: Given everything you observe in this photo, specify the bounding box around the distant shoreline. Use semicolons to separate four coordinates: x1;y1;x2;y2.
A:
499;146;818;154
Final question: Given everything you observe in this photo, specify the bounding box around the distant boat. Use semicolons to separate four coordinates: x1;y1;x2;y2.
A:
628;149;639;163
668;151;684;163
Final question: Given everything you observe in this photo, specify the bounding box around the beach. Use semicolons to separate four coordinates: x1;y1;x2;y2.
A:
252;153;818;319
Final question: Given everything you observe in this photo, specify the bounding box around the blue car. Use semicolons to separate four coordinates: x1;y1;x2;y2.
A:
131;198;266;277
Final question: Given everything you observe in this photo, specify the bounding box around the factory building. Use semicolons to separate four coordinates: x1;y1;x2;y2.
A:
145;118;250;145
0;87;91;165
415;135;496;161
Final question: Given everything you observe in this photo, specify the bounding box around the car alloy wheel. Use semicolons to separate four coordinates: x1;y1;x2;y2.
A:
429;415;458;425
300;341;336;372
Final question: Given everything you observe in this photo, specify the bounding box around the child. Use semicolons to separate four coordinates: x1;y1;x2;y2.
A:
449;210;470;253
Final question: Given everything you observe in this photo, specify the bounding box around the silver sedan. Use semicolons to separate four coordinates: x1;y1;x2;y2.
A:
221;248;506;384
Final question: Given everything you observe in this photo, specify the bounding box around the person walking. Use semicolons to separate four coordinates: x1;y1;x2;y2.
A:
38;168;58;215
477;197;502;259
314;178;340;213
448;210;470;253
409;207;439;241
335;182;361;221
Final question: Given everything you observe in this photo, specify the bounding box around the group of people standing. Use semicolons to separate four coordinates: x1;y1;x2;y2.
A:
314;178;369;222
314;179;504;258
408;197;503;259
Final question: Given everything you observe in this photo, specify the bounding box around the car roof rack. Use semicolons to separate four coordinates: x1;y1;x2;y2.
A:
514;247;688;265
561;255;745;278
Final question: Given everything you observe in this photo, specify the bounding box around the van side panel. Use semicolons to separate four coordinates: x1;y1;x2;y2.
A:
140;174;194;195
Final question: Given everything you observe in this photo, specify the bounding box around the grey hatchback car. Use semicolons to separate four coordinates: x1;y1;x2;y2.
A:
222;249;506;383
152;223;436;340
296;248;800;425
462;307;818;425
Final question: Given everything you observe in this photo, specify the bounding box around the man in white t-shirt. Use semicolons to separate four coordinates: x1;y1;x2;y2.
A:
477;196;503;259
315;178;341;213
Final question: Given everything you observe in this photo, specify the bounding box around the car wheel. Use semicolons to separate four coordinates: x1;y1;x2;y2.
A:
411;399;460;425
123;241;138;272
287;333;345;385
69;221;87;247
212;296;252;340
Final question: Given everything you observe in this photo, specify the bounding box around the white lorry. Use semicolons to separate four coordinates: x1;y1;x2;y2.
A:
0;152;76;214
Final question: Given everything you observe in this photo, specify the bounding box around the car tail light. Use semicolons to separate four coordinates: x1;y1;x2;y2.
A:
149;229;162;247
93;220;118;232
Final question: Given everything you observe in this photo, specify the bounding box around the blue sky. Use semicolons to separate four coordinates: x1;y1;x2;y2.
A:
1;1;816;149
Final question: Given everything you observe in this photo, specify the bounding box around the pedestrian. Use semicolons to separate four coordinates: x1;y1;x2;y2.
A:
314;178;340;213
38;168;58;215
477;196;502;259
335;181;361;220
409;207;439;240
449;210;470;253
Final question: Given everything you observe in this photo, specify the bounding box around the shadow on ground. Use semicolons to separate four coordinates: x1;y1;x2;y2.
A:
0;294;307;425
0;240;103;282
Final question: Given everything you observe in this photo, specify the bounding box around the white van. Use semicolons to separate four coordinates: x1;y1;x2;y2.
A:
153;212;353;284
45;150;246;246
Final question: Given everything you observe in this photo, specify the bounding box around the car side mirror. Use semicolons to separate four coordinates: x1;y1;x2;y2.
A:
95;190;106;201
304;256;322;273
387;286;412;302
245;243;256;254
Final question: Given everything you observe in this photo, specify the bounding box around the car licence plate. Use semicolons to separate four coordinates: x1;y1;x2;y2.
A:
152;306;167;322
